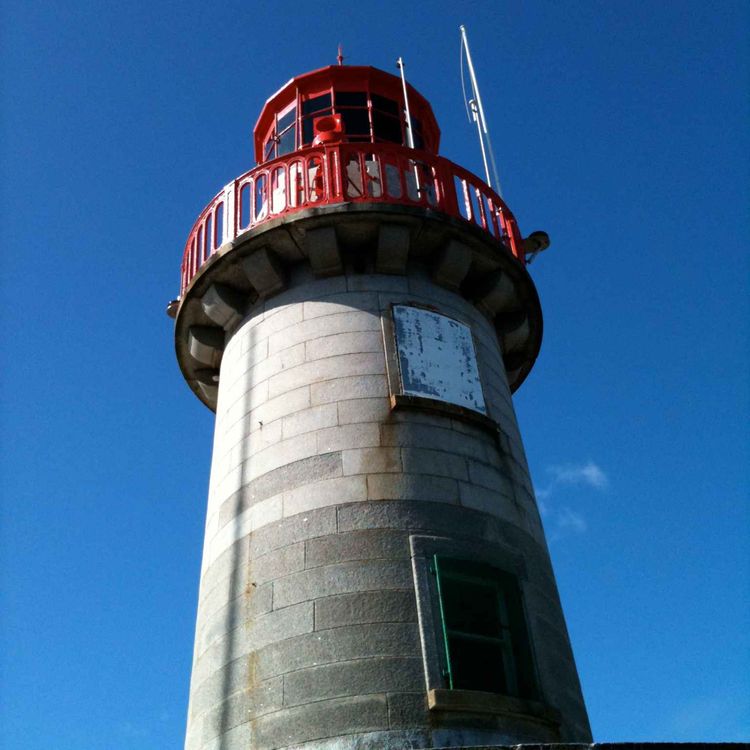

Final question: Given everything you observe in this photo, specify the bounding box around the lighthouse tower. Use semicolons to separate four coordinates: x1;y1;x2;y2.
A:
171;63;591;750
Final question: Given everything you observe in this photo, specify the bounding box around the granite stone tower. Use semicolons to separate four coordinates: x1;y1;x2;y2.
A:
170;63;591;750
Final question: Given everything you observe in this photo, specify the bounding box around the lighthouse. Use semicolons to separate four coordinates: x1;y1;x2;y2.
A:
171;61;592;750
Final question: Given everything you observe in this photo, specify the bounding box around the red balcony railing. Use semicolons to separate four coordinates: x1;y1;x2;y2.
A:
180;143;525;295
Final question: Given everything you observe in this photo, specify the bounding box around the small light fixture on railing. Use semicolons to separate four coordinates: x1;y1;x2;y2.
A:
523;231;550;264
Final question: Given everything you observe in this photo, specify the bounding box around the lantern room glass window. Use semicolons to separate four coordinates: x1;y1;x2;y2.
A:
301;92;333;146
335;91;368;107
392;305;486;414
339;107;370;139
336;90;370;140
411;116;425;150
432;556;537;699
264;103;298;160
296;90;410;148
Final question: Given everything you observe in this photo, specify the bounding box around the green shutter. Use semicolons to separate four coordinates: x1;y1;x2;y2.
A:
433;554;455;688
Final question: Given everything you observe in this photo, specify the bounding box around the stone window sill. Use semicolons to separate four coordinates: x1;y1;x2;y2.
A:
427;688;561;727
390;393;498;435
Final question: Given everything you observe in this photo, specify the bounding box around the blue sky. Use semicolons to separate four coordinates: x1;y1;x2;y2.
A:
1;1;748;747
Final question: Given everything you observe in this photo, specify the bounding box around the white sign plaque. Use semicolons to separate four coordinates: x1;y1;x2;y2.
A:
393;305;487;414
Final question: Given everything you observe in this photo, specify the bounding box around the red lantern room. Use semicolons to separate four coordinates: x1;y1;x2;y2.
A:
253;66;441;162
176;63;535;298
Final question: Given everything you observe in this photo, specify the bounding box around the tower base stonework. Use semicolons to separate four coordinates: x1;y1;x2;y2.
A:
180;249;589;749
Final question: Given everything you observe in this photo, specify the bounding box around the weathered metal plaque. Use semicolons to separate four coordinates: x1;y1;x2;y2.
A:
393;305;486;414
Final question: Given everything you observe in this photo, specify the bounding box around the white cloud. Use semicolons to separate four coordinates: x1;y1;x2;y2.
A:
534;461;608;540
534;485;551;502
547;461;609;490
556;506;587;534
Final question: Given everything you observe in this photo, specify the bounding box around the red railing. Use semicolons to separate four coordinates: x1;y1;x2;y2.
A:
180;143;525;294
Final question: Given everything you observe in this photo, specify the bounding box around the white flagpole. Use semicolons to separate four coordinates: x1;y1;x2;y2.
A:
396;57;416;149
460;25;503;197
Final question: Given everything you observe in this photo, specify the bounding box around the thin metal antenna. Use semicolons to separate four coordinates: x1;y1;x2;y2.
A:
396;57;416;149
337;44;344;66
460;25;503;197
396;57;423;199
469;99;491;191
459;38;472;123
